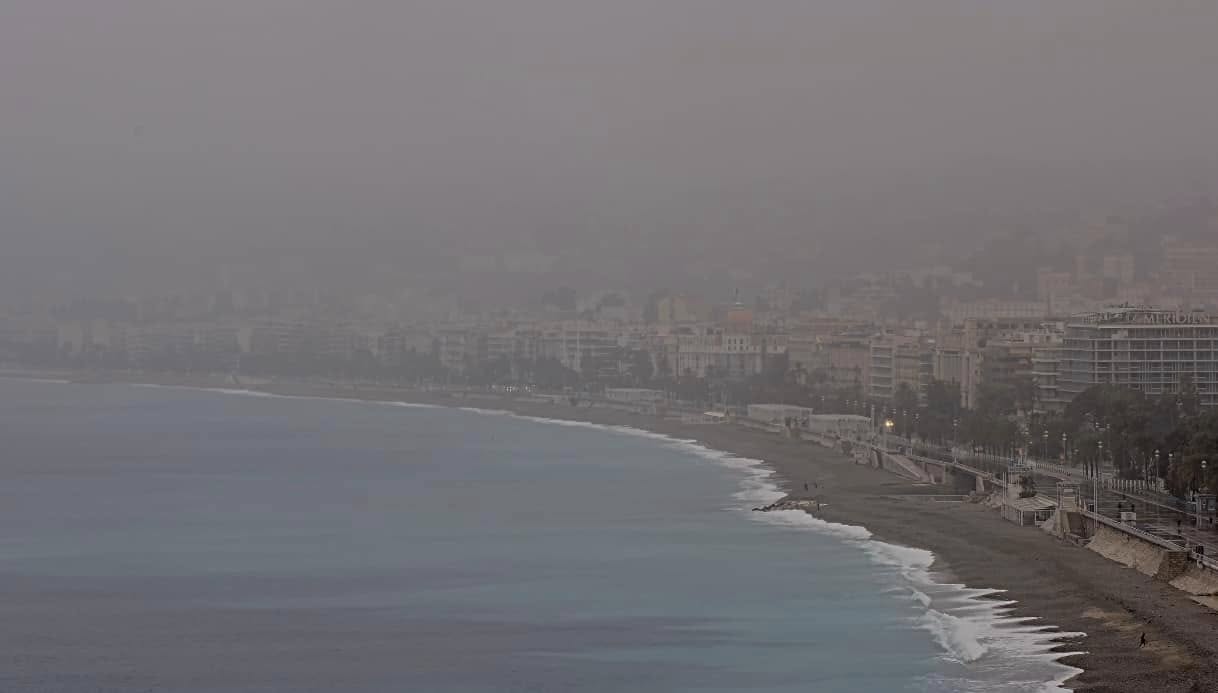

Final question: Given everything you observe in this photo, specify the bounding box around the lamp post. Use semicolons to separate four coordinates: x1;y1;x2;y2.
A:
1198;462;1208;533
1042;430;1049;463
1168;452;1175;493
952;418;960;462
1153;449;1160;490
1062;432;1068;465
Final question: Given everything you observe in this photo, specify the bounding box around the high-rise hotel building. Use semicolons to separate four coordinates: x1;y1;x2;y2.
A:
1058;307;1218;407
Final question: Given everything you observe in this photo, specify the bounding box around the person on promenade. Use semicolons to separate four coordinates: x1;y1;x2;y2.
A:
1139;632;1147;648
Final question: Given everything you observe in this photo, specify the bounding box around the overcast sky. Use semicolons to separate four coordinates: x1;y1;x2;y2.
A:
3;1;1217;301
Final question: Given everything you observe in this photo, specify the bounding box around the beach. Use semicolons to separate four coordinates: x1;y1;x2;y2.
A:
9;372;1218;691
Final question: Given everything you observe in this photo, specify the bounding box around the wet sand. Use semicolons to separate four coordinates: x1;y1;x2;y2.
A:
11;373;1218;691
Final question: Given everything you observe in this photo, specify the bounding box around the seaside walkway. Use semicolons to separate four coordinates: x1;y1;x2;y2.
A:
655;399;1218;568
845;434;1218;567
914;442;1218;568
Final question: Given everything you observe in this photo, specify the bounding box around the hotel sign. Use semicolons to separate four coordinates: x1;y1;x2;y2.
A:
1091;310;1212;326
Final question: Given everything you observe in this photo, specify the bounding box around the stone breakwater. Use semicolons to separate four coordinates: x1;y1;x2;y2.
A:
752;498;823;513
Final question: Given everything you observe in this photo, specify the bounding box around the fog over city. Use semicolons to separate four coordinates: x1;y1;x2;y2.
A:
9;6;1218;692
3;1;1218;305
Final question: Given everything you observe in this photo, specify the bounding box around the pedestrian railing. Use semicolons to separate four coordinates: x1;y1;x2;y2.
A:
1081;509;1218;571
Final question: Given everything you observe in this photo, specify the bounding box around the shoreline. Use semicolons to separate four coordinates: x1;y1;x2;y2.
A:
6;371;1218;690
636;427;1086;691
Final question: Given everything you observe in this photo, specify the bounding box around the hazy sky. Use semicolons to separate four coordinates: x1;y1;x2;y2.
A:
3;1;1217;300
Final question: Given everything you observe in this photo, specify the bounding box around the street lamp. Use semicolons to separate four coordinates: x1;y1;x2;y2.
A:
1042;430;1049;462
1153;449;1160;489
1202;460;1215;531
1062;432;1068;464
952;418;960;459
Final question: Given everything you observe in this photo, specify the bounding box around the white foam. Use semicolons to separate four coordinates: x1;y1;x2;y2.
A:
751;508;875;541
457;406;514;416
865;540;935;573
389;401;442;409
132;384;419;411
133;383;286;399
733;483;785;505
209;388;281;398
853;531;1083;689
921;608;989;662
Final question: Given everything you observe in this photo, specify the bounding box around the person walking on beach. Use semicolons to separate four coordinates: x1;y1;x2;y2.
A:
803;482;809;492
1139;632;1147;648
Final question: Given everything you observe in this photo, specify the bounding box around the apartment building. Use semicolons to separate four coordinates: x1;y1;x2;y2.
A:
671;328;784;379
868;334;931;402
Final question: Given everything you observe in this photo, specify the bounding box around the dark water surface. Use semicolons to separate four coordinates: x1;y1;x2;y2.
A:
0;380;1073;692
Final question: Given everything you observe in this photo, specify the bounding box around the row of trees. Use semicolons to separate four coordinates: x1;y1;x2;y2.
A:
885;375;1218;499
1049;380;1217;498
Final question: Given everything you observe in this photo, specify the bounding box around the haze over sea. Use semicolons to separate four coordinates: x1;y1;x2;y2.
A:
0;379;1078;692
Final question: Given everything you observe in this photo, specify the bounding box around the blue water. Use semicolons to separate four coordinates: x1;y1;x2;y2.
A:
0;379;1078;691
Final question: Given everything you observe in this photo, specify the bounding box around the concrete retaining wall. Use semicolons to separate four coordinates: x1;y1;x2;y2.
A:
1171;564;1218;596
879;452;933;483
1157;551;1192;582
1087;524;1169;578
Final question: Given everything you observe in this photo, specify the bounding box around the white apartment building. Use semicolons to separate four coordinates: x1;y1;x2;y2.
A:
540;322;620;377
484;328;541;363
375;328;436;364
437;327;478;374
868;334;931;402
941;299;1048;324
671;329;785;379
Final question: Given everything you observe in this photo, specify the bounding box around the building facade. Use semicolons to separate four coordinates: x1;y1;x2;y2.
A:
868;334;931;402
671;328;784;380
1058;307;1218;408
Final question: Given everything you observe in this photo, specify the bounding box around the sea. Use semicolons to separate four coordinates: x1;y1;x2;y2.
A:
0;378;1081;692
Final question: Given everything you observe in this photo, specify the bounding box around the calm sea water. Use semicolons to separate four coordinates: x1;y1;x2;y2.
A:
0;379;1079;692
